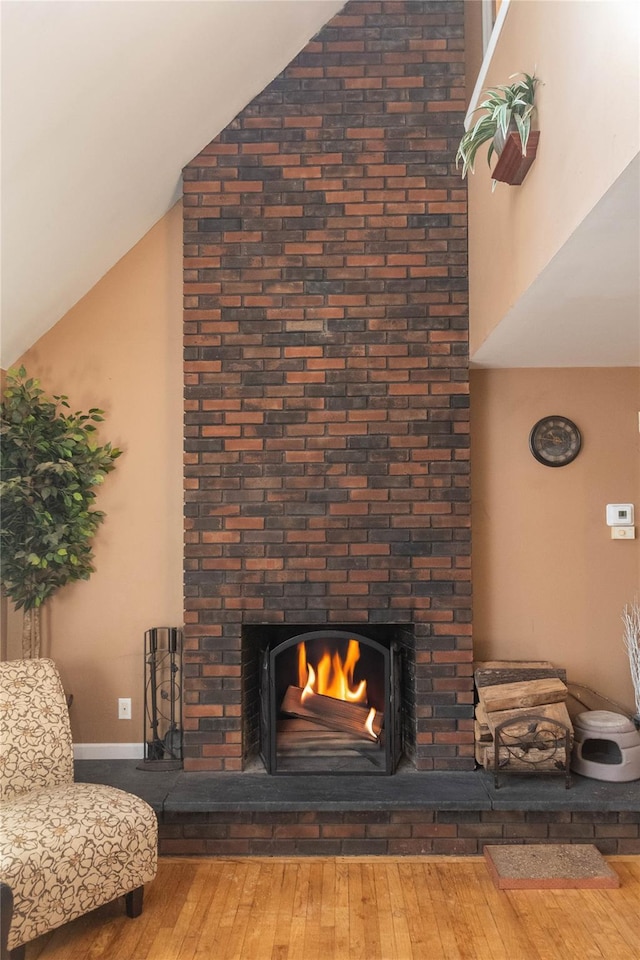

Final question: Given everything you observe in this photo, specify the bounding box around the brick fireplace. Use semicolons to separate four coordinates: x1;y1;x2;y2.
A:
182;0;472;774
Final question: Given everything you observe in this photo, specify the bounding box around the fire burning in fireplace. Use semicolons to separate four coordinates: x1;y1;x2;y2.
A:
282;638;382;743
299;638;367;703
260;627;401;775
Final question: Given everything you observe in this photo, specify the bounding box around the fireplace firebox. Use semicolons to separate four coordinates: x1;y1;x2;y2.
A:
260;629;402;775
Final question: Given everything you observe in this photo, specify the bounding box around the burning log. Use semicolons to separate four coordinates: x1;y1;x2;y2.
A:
277;719;381;757
281;685;383;742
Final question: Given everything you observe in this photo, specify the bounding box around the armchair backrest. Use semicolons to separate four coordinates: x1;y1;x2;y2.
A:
0;658;74;801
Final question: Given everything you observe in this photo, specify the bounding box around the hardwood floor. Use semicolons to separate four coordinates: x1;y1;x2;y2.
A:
26;856;640;960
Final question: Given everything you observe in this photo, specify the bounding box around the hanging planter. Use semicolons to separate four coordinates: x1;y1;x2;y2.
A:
456;73;540;189
492;129;540;185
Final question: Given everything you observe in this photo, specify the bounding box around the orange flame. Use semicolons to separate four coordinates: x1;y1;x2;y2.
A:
364;707;377;739
299;639;368;704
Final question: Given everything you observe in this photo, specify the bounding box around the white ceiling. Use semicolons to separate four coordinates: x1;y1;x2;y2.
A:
0;0;344;366
1;1;638;370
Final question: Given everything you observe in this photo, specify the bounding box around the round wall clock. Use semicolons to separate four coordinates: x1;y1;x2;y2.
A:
529;416;582;467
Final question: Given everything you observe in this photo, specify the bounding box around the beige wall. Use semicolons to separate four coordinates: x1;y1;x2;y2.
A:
4;1;639;744
471;367;640;711
4;203;184;744
4;207;638;742
468;0;640;354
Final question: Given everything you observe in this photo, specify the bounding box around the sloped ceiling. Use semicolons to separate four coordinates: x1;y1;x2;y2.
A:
471;154;640;368
2;2;638;371
0;0;344;366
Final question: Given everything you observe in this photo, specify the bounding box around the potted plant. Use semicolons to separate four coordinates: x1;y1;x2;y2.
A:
0;367;121;657
456;72;539;186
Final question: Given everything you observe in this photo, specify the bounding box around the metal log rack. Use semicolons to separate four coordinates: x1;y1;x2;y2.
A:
493;715;572;789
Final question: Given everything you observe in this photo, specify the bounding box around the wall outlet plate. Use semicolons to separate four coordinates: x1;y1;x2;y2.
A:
118;698;132;719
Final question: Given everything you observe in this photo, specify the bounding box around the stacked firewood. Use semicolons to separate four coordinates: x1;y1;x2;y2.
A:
474;660;573;773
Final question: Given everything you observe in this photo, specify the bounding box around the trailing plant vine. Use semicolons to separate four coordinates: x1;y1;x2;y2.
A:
0;367;121;657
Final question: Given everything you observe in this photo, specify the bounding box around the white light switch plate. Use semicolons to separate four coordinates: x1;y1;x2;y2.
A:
611;526;636;540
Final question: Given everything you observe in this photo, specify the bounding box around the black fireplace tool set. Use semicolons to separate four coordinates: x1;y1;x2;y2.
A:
137;626;183;771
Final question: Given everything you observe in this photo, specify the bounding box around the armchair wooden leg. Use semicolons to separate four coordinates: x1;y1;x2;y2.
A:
0;883;11;960
125;885;144;918
0;882;25;960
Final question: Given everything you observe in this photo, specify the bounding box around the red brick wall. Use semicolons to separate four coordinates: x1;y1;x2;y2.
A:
182;0;472;772
160;811;640;858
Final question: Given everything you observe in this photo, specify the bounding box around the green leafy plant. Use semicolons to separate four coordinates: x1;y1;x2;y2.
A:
456;72;539;181
0;367;121;657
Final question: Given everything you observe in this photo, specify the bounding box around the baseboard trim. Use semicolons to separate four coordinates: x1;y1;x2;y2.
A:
74;743;144;760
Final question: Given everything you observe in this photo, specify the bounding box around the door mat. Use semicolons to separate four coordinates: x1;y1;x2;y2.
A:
483;844;620;889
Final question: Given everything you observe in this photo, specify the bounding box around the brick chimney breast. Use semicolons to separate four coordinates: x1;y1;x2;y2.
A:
183;0;472;773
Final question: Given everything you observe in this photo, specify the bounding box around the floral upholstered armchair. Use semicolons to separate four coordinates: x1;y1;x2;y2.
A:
0;659;157;960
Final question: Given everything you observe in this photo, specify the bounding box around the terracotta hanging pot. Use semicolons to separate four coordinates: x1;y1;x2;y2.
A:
492;128;540;185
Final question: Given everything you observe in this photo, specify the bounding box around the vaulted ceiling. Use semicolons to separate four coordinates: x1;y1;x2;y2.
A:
471;154;640;368
2;1;638;369
0;0;344;366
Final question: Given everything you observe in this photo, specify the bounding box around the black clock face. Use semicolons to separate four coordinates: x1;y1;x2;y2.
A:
529;416;581;467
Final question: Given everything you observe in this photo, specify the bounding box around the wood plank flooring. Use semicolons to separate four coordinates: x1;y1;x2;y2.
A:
26;856;640;960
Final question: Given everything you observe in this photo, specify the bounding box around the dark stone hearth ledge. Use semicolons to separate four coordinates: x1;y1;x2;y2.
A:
74;761;639;816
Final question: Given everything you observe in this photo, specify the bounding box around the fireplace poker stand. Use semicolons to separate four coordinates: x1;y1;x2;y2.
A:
137;626;183;771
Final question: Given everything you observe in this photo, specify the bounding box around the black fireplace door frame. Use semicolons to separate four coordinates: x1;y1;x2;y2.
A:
261;629;400;775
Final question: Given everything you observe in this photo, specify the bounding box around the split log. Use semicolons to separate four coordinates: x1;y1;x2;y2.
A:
485;701;573;744
475;719;492;744
473;660;567;687
281;686;383;742
484;745;568;773
475;739;568;773
478;677;567;714
277;719;380;755
475;740;489;766
475;701;490;736
475;660;555;671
